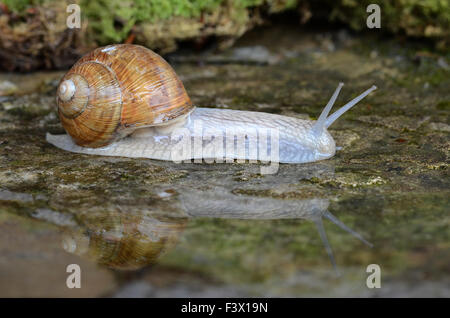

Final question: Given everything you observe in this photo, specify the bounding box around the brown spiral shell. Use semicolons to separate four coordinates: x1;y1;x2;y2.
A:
56;44;194;148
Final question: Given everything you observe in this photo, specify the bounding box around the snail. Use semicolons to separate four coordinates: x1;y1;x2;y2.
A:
46;44;377;164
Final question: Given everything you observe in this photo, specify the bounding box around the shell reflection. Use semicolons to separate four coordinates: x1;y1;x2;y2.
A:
62;210;187;270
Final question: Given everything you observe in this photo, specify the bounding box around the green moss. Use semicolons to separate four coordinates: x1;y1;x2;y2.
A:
80;0;291;44
80;0;219;43
1;0;44;12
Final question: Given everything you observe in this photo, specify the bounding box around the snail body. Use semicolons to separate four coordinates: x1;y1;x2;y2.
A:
47;44;376;164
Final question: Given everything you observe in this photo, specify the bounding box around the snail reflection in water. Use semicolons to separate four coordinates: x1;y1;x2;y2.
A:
62;190;371;270
47;44;376;163
62;209;187;270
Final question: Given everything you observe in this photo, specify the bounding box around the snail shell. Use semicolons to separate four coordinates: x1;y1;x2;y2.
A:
56;44;194;148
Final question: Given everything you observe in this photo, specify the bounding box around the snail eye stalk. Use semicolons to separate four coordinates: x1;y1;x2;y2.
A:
325;85;377;128
312;82;344;136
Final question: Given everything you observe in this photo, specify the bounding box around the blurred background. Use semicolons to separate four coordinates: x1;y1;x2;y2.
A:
1;0;449;71
0;0;448;297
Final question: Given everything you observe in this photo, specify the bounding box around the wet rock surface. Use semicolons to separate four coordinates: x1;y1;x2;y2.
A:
0;26;449;297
